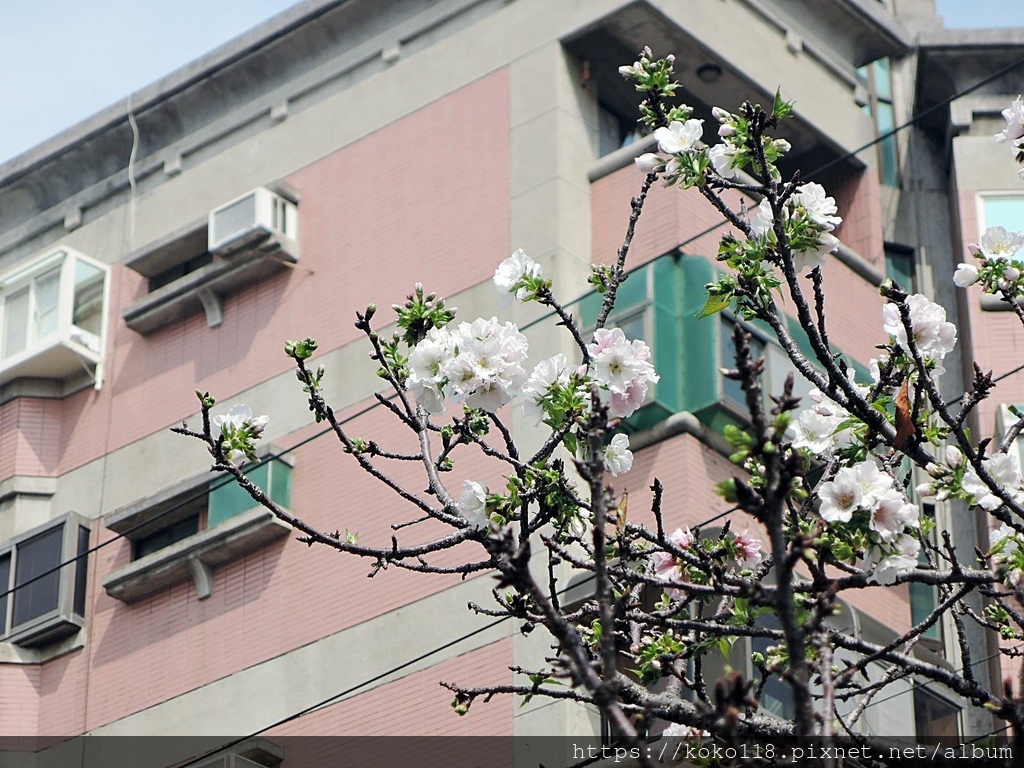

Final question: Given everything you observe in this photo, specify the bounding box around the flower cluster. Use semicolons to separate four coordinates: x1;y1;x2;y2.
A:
707;104;791;181
587;328;659;419
650;526;763;599
995;95;1024;180
918;445;1024;513
790;388;855;455
879;293;957;376
456;480;491;530
990;523;1024;588
212;404;270;467
748;182;842;273
407;318;529;414
816;459;920;584
954;226;1024;297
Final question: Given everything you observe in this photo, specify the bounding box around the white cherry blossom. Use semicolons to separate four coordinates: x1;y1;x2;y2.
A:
996;95;1024;146
635;153;662;174
493;249;542;308
881;293;957;371
523;353;571;424
654;119;704;154
604;433;634;476
587;328;659;419
709;143;741;179
792;182;842;230
818;467;862;523
953;263;980;287
457;480;490;529
968;226;1024;261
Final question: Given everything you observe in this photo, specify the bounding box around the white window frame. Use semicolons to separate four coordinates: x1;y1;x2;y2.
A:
0;247;109;389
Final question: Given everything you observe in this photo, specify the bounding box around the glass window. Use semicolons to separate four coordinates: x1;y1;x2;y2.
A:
3;285;29;358
135;514;201;560
914;687;960;740
909;504;942;644
721;319;815;409
885;245;916;292
982;196;1024;232
0;553;9;631
751;614;796;720
0;248;108;382
0;515;89;645
33;268;61;342
135;459;292;558
858;57;899;187
12;526;63;628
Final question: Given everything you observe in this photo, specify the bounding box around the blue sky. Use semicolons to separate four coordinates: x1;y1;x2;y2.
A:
0;0;1021;166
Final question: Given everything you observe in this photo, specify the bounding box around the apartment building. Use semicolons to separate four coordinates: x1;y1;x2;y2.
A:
0;0;1021;762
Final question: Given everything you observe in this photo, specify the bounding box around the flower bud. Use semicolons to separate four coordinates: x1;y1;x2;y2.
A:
944;445;964;467
1005;265;1021;281
953;263;980;287
712;106;730;122
634;153;662;174
718;124;735;138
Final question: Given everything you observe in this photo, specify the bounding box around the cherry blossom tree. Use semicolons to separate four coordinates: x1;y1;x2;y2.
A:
176;49;1024;764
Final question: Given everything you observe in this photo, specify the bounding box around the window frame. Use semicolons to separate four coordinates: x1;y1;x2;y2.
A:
0;512;90;647
0;247;109;389
103;455;294;603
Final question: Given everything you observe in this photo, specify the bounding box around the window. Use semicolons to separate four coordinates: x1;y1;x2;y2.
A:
104;459;294;603
577;254;868;435
0;514;90;647
720;318;817;415
979;194;1024;233
129;459;292;561
914;687;960;740
884;244;916;292
858;57;899;187
0;247;108;389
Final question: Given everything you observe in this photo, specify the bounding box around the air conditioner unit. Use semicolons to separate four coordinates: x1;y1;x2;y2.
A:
208;187;297;255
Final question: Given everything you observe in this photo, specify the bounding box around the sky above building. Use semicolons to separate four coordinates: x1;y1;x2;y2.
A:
0;0;1022;166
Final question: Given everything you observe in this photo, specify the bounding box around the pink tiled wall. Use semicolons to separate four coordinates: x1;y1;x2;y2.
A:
829;167;884;264
35;392;515;731
590;164;886;367
956;187;1024;441
0;68;511;485
0;398;63;479
0;664;40;735
13;70;512;734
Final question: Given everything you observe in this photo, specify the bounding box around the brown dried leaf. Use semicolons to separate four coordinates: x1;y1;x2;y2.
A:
894;379;914;449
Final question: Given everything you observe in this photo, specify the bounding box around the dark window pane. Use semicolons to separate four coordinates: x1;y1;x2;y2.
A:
135;514;200;559
885;247;915;292
12;525;63;628
74;526;90;617
914;687;959;740
0;554;10;634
